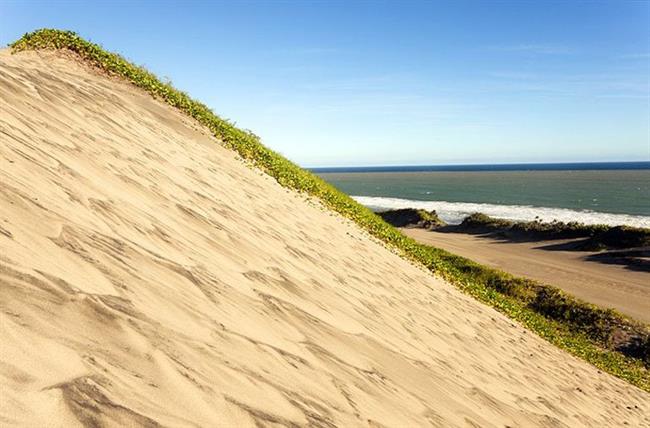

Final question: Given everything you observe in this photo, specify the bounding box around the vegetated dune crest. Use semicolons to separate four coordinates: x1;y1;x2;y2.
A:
0;48;648;427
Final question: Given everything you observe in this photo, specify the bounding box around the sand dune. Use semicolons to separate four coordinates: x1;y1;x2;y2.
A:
0;49;648;427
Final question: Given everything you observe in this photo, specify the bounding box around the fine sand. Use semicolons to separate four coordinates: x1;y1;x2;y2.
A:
401;228;650;324
1;49;649;427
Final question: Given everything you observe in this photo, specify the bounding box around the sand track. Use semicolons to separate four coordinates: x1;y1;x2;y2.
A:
0;49;648;427
401;228;650;323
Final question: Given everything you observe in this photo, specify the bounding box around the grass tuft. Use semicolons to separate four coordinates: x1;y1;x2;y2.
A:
11;28;649;391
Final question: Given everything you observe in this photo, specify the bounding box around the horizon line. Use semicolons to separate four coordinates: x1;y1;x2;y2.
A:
309;160;650;171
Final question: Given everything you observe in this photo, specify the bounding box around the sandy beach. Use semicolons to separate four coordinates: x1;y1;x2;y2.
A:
401;228;650;323
1;49;649;426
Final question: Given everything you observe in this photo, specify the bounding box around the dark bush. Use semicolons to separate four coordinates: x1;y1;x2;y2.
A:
377;208;446;229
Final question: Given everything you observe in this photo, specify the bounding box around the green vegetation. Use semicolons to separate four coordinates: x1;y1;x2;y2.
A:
459;213;650;249
11;29;649;391
377;208;446;229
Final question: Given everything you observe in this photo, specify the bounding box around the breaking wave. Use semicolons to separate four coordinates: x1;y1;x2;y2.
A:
353;196;650;228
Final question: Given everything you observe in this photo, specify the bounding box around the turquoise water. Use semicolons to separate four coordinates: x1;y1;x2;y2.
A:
316;169;650;227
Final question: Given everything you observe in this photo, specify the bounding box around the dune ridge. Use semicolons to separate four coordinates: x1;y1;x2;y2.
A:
1;49;649;427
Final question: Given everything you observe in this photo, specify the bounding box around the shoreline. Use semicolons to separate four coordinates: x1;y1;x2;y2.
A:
401;227;650;324
353;195;650;229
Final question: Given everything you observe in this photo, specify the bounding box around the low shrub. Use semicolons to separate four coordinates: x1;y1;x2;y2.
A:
377;208;446;229
459;213;649;249
589;225;650;250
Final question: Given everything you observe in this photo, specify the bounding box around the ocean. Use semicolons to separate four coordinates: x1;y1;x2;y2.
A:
313;162;650;228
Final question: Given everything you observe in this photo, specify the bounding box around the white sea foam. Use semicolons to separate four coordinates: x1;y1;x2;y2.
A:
353;196;650;228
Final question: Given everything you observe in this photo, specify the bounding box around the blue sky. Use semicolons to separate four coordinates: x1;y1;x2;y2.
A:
1;1;649;167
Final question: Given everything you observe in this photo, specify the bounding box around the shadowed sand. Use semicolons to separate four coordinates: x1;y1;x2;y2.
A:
401;228;650;324
1;49;649;427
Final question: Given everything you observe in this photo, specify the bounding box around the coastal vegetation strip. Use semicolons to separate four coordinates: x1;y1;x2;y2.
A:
11;29;649;391
458;213;650;250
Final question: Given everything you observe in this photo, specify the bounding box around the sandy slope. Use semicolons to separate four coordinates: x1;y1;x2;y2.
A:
0;49;648;427
401;229;650;323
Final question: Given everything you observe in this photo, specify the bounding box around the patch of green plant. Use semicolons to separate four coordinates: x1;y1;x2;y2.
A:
377;208;446;229
11;29;649;391
459;212;650;249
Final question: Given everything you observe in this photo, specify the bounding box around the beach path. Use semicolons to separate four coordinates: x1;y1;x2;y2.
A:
402;228;650;323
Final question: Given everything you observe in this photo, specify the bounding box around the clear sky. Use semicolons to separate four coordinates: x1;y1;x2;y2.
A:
1;1;649;167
